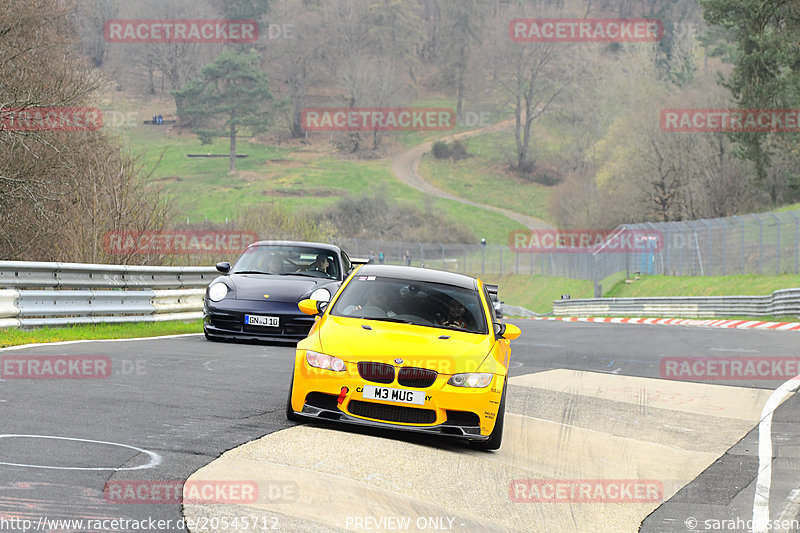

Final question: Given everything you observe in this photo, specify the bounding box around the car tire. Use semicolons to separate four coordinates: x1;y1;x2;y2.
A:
471;380;506;451
286;368;300;422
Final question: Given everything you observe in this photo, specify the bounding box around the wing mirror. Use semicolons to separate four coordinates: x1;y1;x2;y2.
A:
299;298;328;315
216;262;231;273
494;322;521;340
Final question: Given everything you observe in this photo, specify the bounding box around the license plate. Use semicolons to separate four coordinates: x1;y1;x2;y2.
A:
245;314;279;327
362;385;425;406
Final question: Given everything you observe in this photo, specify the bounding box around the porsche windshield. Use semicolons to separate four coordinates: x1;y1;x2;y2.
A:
330;276;487;334
232;246;339;279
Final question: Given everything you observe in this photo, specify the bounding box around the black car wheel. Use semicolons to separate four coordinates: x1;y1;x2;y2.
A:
471;380;506;451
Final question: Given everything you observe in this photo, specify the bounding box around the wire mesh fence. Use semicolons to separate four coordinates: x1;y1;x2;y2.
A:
339;208;800;296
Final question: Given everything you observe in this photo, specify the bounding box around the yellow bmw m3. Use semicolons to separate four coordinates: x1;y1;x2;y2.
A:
286;264;521;450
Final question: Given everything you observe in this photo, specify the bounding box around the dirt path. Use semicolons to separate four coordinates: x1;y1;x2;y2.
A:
389;119;553;229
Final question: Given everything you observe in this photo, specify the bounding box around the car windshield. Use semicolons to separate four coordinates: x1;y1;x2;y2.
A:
330;276;487;334
231;245;339;279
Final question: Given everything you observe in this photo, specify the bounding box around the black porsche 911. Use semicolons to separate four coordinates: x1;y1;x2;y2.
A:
203;241;357;342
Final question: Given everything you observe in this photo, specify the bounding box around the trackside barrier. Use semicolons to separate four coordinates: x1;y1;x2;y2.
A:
0;262;217;328
553;288;800;318
0;261;216;289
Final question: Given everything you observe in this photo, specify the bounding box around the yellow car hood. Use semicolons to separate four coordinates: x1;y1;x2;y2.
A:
318;315;494;374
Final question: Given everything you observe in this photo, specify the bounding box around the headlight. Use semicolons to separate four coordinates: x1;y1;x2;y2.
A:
306;350;346;372
309;288;331;302
447;373;493;388
208;283;228;302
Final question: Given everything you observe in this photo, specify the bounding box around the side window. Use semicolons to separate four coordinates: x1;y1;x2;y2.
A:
340;251;352;277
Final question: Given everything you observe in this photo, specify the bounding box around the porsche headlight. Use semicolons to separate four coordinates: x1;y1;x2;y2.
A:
447;373;493;388
306;350;346;372
208;283;228;302
310;288;331;302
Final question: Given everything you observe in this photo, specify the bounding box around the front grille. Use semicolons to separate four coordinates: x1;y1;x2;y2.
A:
210;317;241;331
284;323;313;336
398;367;438;388
357;362;395;384
348;400;436;424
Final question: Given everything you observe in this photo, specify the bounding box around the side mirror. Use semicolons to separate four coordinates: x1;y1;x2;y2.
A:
299;298;327;315
216;262;231;274
494;322;520;340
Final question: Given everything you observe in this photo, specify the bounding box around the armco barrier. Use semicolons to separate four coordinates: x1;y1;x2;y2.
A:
553;288;800;318
0;262;217;328
0;261;216;289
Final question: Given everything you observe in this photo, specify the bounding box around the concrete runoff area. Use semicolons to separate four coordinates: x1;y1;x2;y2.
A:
184;369;785;532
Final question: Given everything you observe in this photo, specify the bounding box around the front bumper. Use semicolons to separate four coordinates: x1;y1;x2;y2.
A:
204;300;314;341
294;402;488;441
289;357;504;440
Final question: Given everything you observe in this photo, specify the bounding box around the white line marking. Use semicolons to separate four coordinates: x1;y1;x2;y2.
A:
0;434;162;471
752;377;800;532
0;333;203;352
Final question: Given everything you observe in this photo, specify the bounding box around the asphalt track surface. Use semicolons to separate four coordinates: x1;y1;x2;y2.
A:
0;321;798;532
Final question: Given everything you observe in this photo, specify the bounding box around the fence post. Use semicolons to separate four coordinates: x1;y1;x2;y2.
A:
592;253;601;297
733;215;744;274
790;212;800;274
499;246;503;275
754;214;764;274
721;220;727;275
769;213;780;274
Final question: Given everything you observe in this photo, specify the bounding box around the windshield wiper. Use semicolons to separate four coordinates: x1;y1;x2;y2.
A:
232;270;269;275
356;317;414;324
290;271;333;278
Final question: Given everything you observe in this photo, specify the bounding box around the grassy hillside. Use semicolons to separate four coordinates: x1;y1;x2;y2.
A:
606;274;800;298
475;274;593;314
123;125;527;243
483;273;800;315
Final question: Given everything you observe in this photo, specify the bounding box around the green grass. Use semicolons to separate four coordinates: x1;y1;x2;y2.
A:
476;273;800;315
391;98;514;148
606;274;800;298
419;133;554;224
474;274;594;314
121;122;527;243
0;320;202;348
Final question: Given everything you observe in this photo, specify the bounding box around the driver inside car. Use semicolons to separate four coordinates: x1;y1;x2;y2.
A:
306;254;330;274
267;254;285;274
343;285;398;317
438;299;469;330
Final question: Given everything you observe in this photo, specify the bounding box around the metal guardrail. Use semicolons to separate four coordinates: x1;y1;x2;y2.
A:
553;288;800;318
0;261;216;289
0;261;216;328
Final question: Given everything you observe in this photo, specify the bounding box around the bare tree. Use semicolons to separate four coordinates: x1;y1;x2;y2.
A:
0;0;169;262
491;4;572;172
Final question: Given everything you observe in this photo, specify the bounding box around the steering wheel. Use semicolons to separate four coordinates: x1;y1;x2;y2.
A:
359;305;387;318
